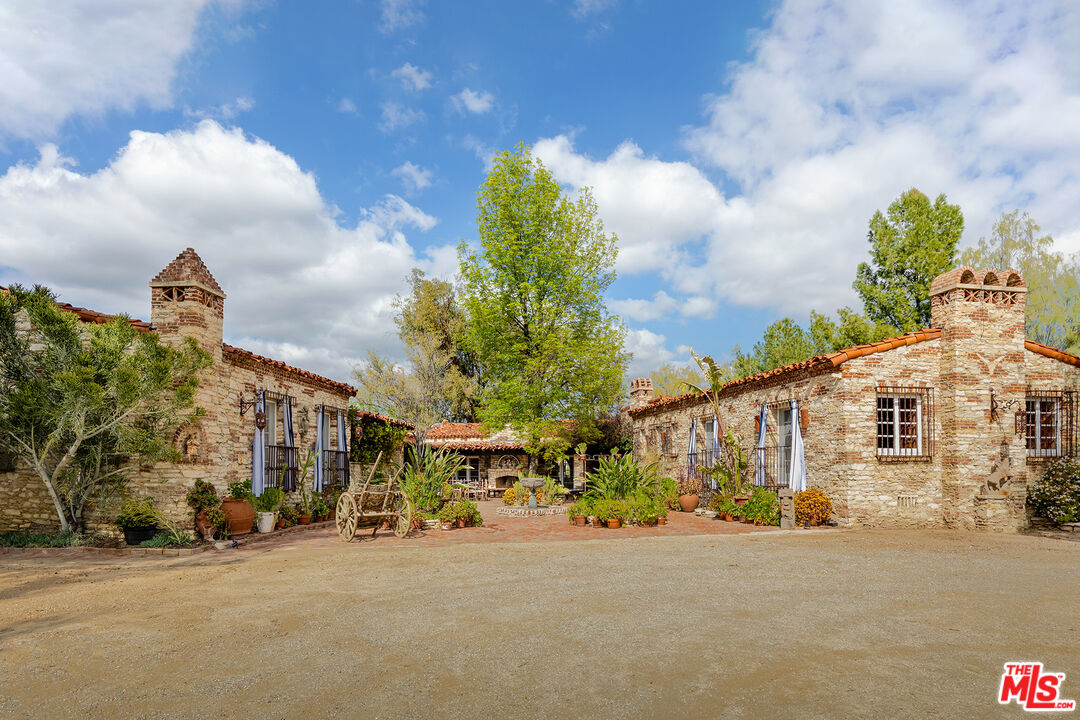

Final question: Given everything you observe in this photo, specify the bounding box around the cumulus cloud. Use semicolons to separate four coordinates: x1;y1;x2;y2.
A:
184;96;255;121
379;0;424;33
539;0;1080;327
0;121;447;383
624;328;675;379
571;0;618;19
391;62;433;92
337;98;358;115
452;88;495;115
609;291;677;322
378;102;425;132
391;161;434;193
0;0;211;138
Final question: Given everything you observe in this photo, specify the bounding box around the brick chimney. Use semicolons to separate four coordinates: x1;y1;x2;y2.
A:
628;377;654;409
149;248;226;363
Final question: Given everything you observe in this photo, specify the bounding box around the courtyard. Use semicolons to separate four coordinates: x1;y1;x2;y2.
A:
1;524;1076;719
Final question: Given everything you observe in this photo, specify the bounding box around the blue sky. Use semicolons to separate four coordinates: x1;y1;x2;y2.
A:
1;0;1078;384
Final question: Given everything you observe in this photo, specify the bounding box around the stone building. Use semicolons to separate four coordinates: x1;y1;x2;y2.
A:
0;248;372;531
626;268;1079;531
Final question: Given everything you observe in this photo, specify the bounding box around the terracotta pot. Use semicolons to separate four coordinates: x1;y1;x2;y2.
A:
328;510;336;521
809;517;822;527
734;496;749;505
574;515;586;526
742;517;754;524
456;518;465;528
606;518;621;529
725;513;735;522
275;518;286;530
299;514;312;525
679;494;700;513
441;522;454;530
657;516;667;526
220;498;254;536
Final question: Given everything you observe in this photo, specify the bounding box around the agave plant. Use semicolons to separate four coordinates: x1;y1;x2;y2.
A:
584;454;660;501
397;446;466;512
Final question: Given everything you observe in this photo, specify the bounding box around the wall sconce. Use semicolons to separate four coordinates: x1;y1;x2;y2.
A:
238;393;266;430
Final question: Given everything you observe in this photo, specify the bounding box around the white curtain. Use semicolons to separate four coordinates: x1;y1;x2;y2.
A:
313;406;324;492
789;399;807;492
755;404;768;487
251;391;265;495
687;417;697;483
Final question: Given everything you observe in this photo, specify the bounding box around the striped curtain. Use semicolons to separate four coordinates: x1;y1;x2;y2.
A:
687;417;697;479
336;408;349;487
314;406;324;492
251;391;266;495
282;396;297;492
755;404;768;486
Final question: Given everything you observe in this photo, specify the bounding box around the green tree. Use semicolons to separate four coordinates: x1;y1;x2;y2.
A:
648;362;705;397
458;143;628;468
0;285;210;532
854;188;963;331
960;210;1080;354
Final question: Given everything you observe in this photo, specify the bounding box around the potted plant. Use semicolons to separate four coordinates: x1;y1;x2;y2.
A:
657;511;667;526
311;496;329;522
295;475;313;524
677;475;703;513
254;487;284;533
220;480;256;535
278;504;298;529
116;497;160;546
795;488;833;527
186;479;221;540
567;499;589;526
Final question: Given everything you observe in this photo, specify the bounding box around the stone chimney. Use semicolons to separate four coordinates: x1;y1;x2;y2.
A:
929;267;1028;530
149;248;226;363
628;377;654;409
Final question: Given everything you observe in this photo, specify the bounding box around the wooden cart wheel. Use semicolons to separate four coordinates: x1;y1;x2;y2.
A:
336;493;357;541
393;495;413;539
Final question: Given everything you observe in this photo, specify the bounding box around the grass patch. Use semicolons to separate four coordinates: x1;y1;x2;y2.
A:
0;530;82;547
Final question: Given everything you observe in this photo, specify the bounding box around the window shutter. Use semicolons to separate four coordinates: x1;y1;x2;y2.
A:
754;415;761;434
800;407;810;431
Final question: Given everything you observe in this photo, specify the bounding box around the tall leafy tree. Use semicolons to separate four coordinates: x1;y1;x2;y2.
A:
459;143;627;467
960;210;1080;353
648;362;705;397
854;188;963;331
0;285;210;531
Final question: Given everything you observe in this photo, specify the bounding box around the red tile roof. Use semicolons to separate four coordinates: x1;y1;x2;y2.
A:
221;344;355;397
425;422;526;450
1025;339;1080;368
426;422;485;440
353;409;413;430
629;328;943;416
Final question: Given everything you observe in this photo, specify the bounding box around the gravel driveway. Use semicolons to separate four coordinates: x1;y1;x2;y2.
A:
1;528;1076;719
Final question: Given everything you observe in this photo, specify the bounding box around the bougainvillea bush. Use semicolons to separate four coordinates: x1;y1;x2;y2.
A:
1027;458;1080;524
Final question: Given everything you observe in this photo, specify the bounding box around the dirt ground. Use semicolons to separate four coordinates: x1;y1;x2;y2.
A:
1;525;1077;719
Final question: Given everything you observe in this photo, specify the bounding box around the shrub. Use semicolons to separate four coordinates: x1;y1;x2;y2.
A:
794;488;833;525
658;477;679;510
278;505;298;527
711;495;737;517
586;454;660;501
741;487;779;526
140;531;196;548
185;480;220;514
1027;458;1080;524
628;495;663;524
567;498;590;523
502;486;518;505
437;499;483;526
227;479;256;504
0;530;82;547
510;481;530;506
676;475;703;496
538;476;567;505
592;499;629;522
115;498;159;529
398;448;466;512
253;488;285;513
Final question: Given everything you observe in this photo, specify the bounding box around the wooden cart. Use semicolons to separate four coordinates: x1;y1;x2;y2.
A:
335;452;413;541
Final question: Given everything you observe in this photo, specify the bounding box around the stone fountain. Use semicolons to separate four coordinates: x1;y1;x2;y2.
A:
520;477;545;510
495;476;567;517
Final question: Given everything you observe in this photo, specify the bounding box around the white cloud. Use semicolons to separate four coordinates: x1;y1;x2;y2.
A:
379;0;424;33
0;121;447;383
391;161;434;193
609;291;677;322
184;96;255;121
572;0;618;19
391;62;432;92
0;1;212;138
452;88;495;115
461;134;498;169
540;0;1080;327
337;98;358;115
378;102;425;133
624;328;675;379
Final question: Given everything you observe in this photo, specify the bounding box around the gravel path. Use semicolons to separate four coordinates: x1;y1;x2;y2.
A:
1;528;1077;719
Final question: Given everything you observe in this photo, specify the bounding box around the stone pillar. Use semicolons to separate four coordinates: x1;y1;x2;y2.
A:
779;487;795;529
931;267;1028;531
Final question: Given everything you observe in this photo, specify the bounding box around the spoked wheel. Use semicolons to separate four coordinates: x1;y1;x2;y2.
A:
336;493;357;541
393;495;413;539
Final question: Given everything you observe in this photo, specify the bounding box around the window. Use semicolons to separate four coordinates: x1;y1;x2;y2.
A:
876;386;934;459
1025;391;1075;459
264;399;278;447
455;457;479;484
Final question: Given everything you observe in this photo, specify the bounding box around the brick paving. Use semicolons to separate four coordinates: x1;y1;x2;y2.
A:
240;498;774;553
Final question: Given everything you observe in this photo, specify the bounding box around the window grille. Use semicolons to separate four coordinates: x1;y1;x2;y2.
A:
876;386;934;460
1024;390;1075;459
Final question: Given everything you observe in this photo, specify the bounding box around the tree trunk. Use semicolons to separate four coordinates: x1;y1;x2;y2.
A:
35;466;72;533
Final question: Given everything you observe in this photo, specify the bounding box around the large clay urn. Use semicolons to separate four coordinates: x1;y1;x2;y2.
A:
679;494;700;513
221;498;255;536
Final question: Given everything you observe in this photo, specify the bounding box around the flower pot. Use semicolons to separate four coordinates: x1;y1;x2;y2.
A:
256;512;276;533
122;526;159;546
441;522;454;530
274;518;286;530
606;518;621;529
679;494;700;513
328;510;336;521
734;496;749;506
657;516;667;526
742;517;754;524
456;518;465;529
299;514;312;525
574;515;586;526
809;517;822;527
221;498;255;536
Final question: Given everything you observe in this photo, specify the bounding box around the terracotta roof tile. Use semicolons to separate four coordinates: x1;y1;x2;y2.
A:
1025;339;1080;368
221;344;355;397
425;422;526;450
629;328;944;417
426;422;485;440
352;409;413;430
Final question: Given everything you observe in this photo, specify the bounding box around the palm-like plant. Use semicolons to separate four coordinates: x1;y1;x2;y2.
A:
584;454;660;501
683;348;750;498
397;446;466;512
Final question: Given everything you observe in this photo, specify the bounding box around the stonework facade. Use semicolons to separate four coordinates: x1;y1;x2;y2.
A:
0;249;360;532
628;268;1080;531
